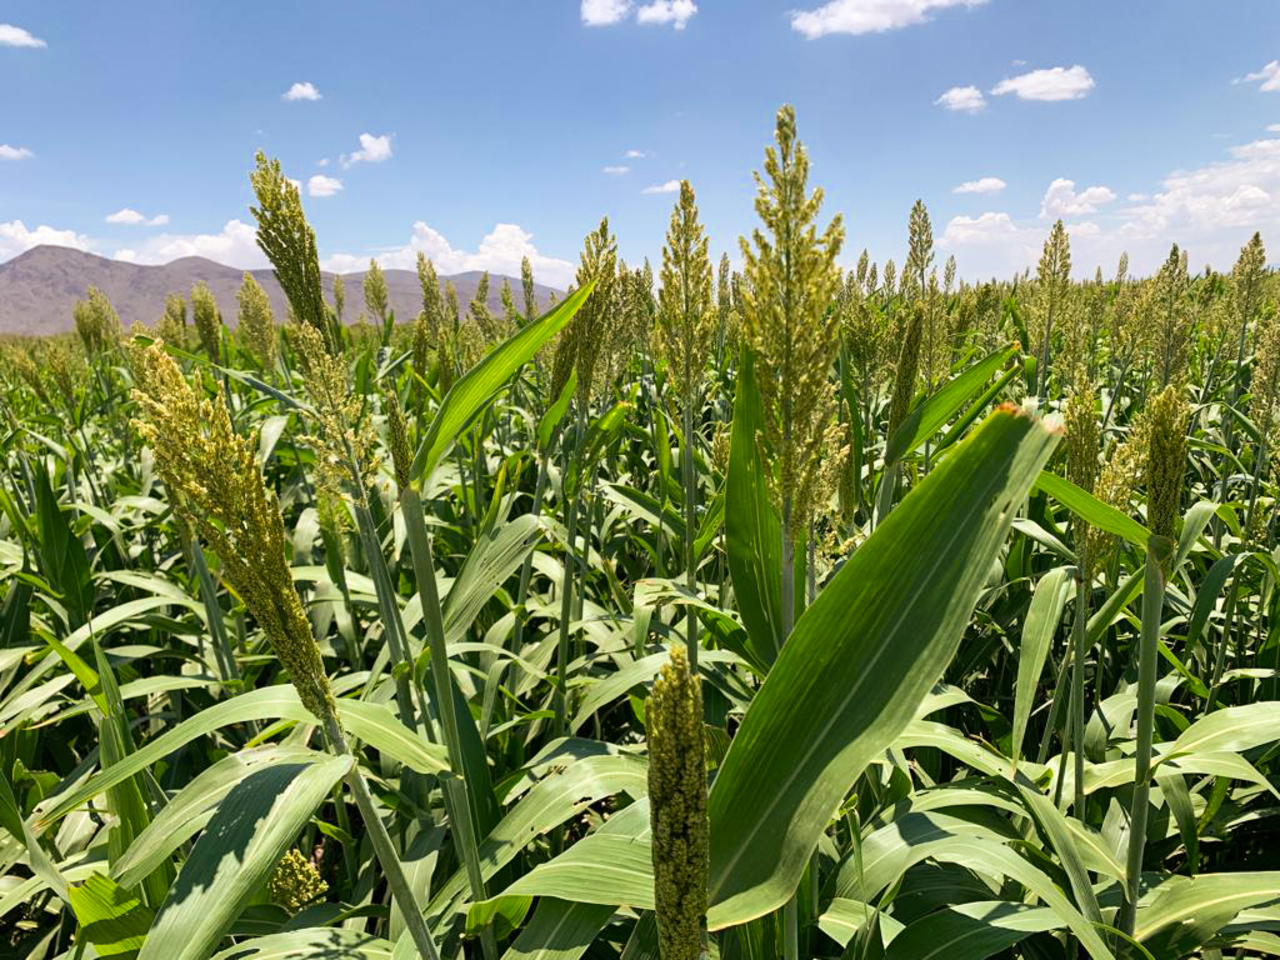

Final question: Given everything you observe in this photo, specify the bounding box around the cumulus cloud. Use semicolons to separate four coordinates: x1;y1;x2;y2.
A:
954;176;1006;194
1040;178;1116;217
791;0;986;38
0;144;34;160
283;81;322;101
942;132;1280;278
0;24;45;48
1119;136;1280;240
105;208;169;226
321;222;575;289
1238;60;1280;93
581;0;632;26
583;0;695;28
991;65;1095;101
942;212;1035;246
625;149;648;159
603;165;631;175
636;0;698;29
112;220;268;269
642;180;681;194
935;85;985;113
307;174;343;197
0;220;90;261
341;133;392;167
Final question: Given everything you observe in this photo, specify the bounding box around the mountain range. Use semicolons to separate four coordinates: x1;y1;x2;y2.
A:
0;246;562;337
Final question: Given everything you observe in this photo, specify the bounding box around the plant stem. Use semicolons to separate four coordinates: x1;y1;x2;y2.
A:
1119;535;1173;937
555;406;587;735
780;495;797;960
875;461;901;529
1206;575;1241;712
353;502;431;739
401;486;498;960
1036;649;1072;767
323;714;441;960
1069;567;1089;815
512;450;551;652
188;535;238;685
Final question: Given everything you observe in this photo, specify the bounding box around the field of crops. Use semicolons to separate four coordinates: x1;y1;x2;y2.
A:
1;106;1278;960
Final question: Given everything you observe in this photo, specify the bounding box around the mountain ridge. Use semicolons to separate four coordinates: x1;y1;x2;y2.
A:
0;246;562;337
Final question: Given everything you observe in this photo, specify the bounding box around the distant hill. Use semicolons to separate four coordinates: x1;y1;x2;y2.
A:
0;246;562;336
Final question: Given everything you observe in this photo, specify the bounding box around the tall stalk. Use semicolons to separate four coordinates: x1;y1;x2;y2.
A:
654;178;714;670
323;716;442;960
1069;571;1089;814
188;536;239;685
1120;534;1173;936
512;450;551;652
1121;382;1186;936
401;487;499;960
737;105;844;960
555;406;588;735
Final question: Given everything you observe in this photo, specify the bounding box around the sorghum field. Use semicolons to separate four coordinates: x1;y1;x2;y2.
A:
1;107;1279;960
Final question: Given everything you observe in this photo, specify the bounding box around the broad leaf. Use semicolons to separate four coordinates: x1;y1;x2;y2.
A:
411;283;593;484
706;407;1059;926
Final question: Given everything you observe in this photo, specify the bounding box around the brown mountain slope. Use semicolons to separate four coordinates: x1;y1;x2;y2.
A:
0;246;562;336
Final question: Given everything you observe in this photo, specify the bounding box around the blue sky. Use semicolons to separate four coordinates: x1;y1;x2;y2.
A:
1;1;1277;285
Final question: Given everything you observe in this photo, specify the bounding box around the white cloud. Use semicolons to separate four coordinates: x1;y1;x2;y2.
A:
341;133;392;167
307;174;343;197
582;0;632;25
943;133;1280;278
603;165;631;175
1040;178;1116;218
1119;137;1280;239
283;81;322;101
0;144;34;160
942;211;1034;246
939;212;1050;278
642;180;681;194
105;209;142;224
112;219;268;269
935;85;985;113
791;0;986;38
0;220;90;261
0;24;45;48
317;157;330;167
1238;61;1280;93
321;222;576;289
991;65;1094;101
625;149;648;159
105;208;169;226
636;0;697;29
953;176;1006;194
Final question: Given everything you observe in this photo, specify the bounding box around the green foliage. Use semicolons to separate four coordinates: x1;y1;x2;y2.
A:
2;112;1279;960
